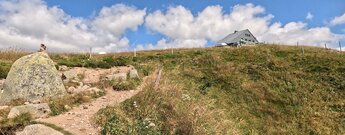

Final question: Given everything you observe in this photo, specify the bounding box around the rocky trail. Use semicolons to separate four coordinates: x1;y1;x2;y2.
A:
37;74;153;135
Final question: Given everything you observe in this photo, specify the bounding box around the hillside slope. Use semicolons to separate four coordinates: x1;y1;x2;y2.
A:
1;45;344;134
92;45;345;134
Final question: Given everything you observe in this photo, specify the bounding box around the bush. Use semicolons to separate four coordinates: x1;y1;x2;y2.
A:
0;113;32;135
0;61;11;79
49;91;104;116
112;79;141;91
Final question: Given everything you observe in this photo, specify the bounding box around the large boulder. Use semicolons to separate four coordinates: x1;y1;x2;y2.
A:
0;52;66;104
8;103;51;119
16;124;63;135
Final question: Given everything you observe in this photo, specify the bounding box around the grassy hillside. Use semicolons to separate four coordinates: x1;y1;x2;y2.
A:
94;45;345;134
1;45;344;134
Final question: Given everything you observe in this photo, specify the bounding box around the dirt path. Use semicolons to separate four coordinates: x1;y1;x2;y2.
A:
37;75;153;135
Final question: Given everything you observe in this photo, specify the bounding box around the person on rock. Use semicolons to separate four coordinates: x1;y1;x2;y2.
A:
39;44;47;52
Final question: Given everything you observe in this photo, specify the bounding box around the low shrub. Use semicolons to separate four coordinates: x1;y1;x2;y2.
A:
112;79;141;91
0;113;32;135
49;91;104;116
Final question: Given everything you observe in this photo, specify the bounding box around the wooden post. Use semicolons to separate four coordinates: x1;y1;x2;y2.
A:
154;65;163;90
302;47;305;55
89;47;92;59
134;48;137;57
339;41;342;52
297;42;299;47
324;43;327;49
171;48;174;54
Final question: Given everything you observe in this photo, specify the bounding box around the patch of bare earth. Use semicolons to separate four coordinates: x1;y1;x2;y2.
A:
37;67;154;135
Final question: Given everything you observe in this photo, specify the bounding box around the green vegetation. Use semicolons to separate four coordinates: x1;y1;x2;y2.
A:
0;112;32;135
0;61;11;79
111;78;141;91
48;90;105;116
93;45;345;134
0;45;344;134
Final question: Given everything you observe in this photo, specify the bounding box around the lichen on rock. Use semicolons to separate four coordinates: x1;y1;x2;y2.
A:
0;52;66;105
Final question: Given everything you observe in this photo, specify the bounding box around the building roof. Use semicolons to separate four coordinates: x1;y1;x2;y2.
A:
216;29;258;44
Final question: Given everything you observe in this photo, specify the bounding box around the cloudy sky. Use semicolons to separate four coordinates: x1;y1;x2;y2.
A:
0;0;344;52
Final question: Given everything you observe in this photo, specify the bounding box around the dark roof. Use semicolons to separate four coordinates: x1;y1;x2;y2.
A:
216;29;258;44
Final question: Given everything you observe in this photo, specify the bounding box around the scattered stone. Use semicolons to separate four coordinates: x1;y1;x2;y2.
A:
32;99;41;104
24;102;30;105
83;106;88;109
8;103;51;119
64;105;71;110
0;52;66;105
129;68;139;79
62;70;78;81
16;124;64;135
58;65;69;71
105;72;127;81
67;87;76;94
67;84;103;94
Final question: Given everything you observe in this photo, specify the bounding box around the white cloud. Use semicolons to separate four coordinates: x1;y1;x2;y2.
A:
136;38;206;50
0;0;146;52
329;13;345;26
144;4;343;49
0;1;343;52
306;12;313;20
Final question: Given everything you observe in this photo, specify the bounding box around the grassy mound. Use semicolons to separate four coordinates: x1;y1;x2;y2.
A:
1;45;344;134
94;45;345;134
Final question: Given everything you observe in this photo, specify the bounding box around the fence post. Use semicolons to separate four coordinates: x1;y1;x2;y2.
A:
302;47;305;55
297;42;299;47
89;47;92;59
339;41;342;52
134;48;137;57
324;43;327;49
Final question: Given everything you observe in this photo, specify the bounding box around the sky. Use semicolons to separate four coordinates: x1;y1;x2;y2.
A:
0;0;344;52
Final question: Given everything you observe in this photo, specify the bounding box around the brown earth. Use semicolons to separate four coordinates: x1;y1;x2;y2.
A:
37;67;155;135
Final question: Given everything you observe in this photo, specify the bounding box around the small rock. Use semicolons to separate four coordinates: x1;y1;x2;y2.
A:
24;102;30;105
62;70;78;81
64;105;71;110
67;87;76;94
83;106;88;109
32;99;41;104
8;103;51;119
129;68;139;79
58;65;69;71
67;117;72;120
16;124;64;135
105;72;127;81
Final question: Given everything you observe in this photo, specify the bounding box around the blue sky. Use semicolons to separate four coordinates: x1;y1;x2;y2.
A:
0;0;344;52
45;0;345;28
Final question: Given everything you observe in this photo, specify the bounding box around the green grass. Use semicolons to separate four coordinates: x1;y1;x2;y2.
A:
0;113;32;135
111;78;141;91
1;45;344;134
93;45;345;134
48;90;105;116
